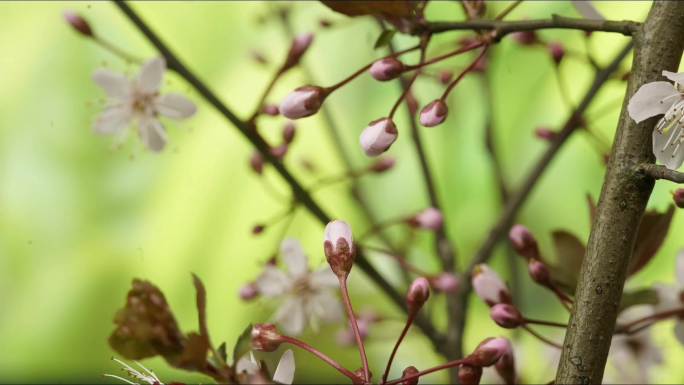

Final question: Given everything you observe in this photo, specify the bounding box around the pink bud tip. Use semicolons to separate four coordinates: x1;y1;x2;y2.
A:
270;144;289;160
63;10;93;37
673;189;684;209
406;91;419;117
282;122;296;144
251;323;282;352
407;277;431;312
534;127;557;141
401;366;420;385
369;157;396;173
511;31;538;45
262;104;279;116
508;224;539;259
284;33;314;69
458;364;483;385
548;42;565;64
439;70;454;85
472;264;512;306
239;282;260;301
431;272;460;294
528;258;551;285
280;86;326;119
411;207;444;231
469;337;511;367
250;152;264;174
359;118;398;157
324;220;355;277
419;100;448;127
494;338;516;385
369;57;405;81
490;303;524;329
252;224;265;235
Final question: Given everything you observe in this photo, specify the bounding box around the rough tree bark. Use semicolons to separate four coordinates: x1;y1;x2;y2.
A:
556;2;684;384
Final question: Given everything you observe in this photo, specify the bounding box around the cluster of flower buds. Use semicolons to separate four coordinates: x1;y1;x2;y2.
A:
508;225;553;287
323;220;355;278
407;207;444;231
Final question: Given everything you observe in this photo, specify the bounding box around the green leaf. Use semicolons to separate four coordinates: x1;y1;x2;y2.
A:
628;205;675;276
217;342;228;364
374;29;397;49
232;323;253;367
320;1;417;18
619;287;659;312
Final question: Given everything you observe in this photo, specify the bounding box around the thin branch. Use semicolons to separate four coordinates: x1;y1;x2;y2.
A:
638;163;684;184
420;15;639;39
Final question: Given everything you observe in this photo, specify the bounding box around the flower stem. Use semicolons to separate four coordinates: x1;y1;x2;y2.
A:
383;358;468;385
388;37;429;119
404;41;485;71
93;36;142;64
339;276;371;382
615;307;684;334
441;45;489;100
279;336;361;382
524;318;568;328
522;325;562;349
381;312;416;384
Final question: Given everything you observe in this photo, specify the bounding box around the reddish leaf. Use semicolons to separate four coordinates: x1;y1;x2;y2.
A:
628;205;675;276
548;230;587;294
320;1;417;18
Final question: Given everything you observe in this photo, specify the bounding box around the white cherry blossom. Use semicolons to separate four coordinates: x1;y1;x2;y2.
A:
235;350;296;385
653;250;684;344
608;306;663;384
255;238;342;335
92;57;196;152
104;358;163;385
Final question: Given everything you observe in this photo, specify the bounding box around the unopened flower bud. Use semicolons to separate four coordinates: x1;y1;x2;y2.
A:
262;104;279;116
535;127;558;141
283;33;314;70
359;118;398;157
270;144;288;159
409;207;444;231
439;70;454;85
420;100;448;127
508;224;540;259
472;264;512;306
548;42;565;64
430;272;460;294
252;224;265;235
63;10;93;37
407;277;431;313
494;338;516;385
280;86;327;119
369;157;396;173
401;366;420;385
239;282;260;301
250;152;264;174
490;303;524;329
471;55;488;73
469;337;511;367
528;258;551;285
405;91;419;117
512;31;538;45
324;220;355;277
251;323;282;352
319;19;333;28
282;122;296;144
458;364;483;385
673;188;684;208
369;57;405;81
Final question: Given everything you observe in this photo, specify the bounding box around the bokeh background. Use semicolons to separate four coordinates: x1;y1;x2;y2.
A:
1;1;682;383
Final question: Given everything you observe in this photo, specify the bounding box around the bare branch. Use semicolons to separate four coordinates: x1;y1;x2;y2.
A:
638;163;684;184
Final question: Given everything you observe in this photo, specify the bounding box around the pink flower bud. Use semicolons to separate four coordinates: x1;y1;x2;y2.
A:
63;10;93;37
490;303;524;329
252;224;265;235
324;220;355;277
439;70;454;85
401;366;420;385
508;224;540;259
250;152;264;175
405;91;419;117
469;337;511;367
534;127;558;141
262;104;279;116
511;31;538;45
548;42;565;64
369;57;405;81
239;282;260;301
407;277;431;313
369;157;396;173
270;144;289;159
359;118;398;157
280;86;327;119
528;258;551;285
472;264;512;306
410;207;444;231
251;323;282;352
282;122;296;144
419;100;448;127
458;364;483;385
494;338;516;385
471;55;488;73
430;272;460;294
673;188;684;209
283;33;314;70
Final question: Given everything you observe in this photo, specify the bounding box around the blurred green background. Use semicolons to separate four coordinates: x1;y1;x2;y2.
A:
1;1;682;383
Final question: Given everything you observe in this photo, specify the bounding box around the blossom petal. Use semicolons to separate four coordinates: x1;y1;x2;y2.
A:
309;268;339;288
275;298;306;335
675;322;684;345
663;71;684;85
628;82;679;123
308;291;343;323
272;350;296;384
93;69;131;99
94;106;131;135
255;266;291;297
653;127;684;170
137;57;166;94
281;239;308;279
138;118;167;152
654;283;680;311
235;352;259;375
156;93;197;120
676;250;684;286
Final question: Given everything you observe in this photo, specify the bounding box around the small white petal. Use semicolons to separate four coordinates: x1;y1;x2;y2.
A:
663;71;684;85
571;0;604;20
272;350;296;384
628;81;679;123
94;106;131;135
93;69;131;99
308;291;343;323
255;266;291;297
653;128;684;170
324;220;353;249
677;250;684;285
359;118;398;156
156;93;197;120
281;239;308;279
309;268;339;288
654;283;680;311
137;57;166;94
675;322;684;345
138;118;167;152
275;298;306;335
235;353;260;375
